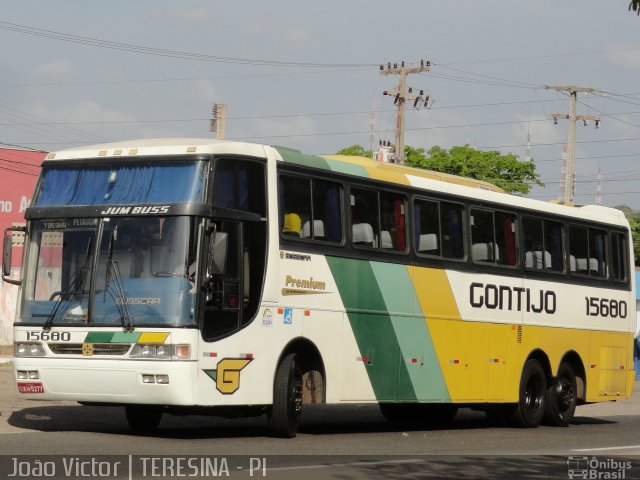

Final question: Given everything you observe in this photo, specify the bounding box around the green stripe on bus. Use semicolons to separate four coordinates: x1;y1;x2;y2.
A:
370;262;451;402
84;332;141;343
274;146;332;171
84;332;116;343
323;158;369;178
110;332;142;343
326;256;416;401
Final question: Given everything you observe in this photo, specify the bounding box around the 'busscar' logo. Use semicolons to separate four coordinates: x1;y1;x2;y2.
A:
101;205;171;216
115;297;161;305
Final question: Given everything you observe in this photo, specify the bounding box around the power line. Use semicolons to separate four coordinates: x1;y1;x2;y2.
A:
0;99;569;126
0;20;374;68
0;164;39;176
0;68;374;88
433;64;543;90
477;136;640;150
0;157;42;170
578;99;640;128
437;47;640;66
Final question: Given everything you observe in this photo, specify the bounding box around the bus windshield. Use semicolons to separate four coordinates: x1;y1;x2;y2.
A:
21;217;198;327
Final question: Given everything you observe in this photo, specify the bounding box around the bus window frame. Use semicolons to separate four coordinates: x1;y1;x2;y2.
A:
567;223;609;281
348;185;409;255
277;171;346;247
520;214;566;275
413;195;467;263
469;206;519;269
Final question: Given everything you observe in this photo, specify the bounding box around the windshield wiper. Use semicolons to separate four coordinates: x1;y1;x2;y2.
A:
43;238;92;331
104;229;134;332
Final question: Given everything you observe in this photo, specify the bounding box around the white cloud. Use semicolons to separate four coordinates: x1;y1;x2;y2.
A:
32;100;135;124
175;79;221;104
284;27;312;44
604;48;640;70
150;6;219;26
34;60;75;79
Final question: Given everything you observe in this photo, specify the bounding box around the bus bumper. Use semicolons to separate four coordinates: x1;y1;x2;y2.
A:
13;358;198;405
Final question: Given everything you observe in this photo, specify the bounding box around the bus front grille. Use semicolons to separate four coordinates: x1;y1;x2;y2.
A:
48;343;132;356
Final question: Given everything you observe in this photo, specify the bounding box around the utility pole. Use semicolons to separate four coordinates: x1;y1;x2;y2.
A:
380;60;431;164
546;85;601;202
209;103;227;139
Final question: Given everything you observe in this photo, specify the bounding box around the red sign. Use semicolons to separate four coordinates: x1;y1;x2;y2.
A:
17;382;45;394
0;147;46;266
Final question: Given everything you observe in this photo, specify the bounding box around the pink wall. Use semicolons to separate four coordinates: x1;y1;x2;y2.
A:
1;148;46;344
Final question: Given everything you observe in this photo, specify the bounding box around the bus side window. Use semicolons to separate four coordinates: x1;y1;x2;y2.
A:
213;158;266;216
351;188;379;247
495;211;517;266
471;209;498;263
312;179;342;242
279;176;311;238
569;226;589;275
611;232;628;282
414;198;440;255
589;228;607;277
380;192;406;251
544;220;564;272
441;202;464;259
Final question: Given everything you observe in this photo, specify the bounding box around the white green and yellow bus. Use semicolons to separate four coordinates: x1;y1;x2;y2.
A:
2;138;635;437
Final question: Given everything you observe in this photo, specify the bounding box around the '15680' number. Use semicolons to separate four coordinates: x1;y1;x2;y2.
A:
585;297;627;318
26;331;71;341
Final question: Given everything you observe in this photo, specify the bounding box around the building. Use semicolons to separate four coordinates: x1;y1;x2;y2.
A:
0;147;46;345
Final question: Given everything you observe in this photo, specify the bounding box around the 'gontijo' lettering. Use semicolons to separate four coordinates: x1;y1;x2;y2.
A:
470;282;556;314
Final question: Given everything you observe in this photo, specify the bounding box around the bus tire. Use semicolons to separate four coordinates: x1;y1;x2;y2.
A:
509;359;547;428
269;353;303;438
125;405;163;433
543;362;577;427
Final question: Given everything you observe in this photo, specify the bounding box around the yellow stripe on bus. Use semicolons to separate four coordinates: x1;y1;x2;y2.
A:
137;332;170;344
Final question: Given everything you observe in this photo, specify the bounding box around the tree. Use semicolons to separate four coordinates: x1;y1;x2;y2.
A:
615;206;640;265
628;218;640;265
336;145;372;157
631;0;640;14
405;145;543;195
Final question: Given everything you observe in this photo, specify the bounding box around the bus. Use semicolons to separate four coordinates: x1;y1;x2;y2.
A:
2;138;635;437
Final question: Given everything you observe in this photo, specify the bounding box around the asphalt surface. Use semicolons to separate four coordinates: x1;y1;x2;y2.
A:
1;359;640;479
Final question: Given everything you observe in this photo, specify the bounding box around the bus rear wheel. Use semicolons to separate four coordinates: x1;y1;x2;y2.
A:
269;353;303;438
509;359;547;428
543;362;577;427
125;405;163;433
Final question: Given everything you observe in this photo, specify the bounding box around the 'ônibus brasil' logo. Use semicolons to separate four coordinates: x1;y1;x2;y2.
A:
203;358;253;395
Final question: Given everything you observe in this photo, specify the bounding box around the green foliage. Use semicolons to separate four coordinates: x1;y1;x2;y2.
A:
336;145;372;158
628;218;640;265
631;0;640;14
618;207;640;265
405;144;543;195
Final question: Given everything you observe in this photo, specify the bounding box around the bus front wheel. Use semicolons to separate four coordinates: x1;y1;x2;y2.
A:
269;353;303;438
125;405;163;433
510;359;547;428
543;362;577;427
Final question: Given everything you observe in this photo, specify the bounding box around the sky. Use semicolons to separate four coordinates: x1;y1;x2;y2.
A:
2;1;640;208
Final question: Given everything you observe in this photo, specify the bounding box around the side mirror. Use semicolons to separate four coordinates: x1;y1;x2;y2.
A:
2;226;25;286
209;231;228;276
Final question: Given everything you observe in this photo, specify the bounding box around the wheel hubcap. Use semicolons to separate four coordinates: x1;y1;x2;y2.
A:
292;380;303;414
556;377;574;411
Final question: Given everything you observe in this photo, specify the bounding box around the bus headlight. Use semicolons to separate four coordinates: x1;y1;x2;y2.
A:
14;342;46;357
129;344;190;360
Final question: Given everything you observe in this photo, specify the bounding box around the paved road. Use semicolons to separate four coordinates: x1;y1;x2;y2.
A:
1;361;640;479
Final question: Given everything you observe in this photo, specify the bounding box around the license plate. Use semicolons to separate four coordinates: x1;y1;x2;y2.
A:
17;382;45;394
